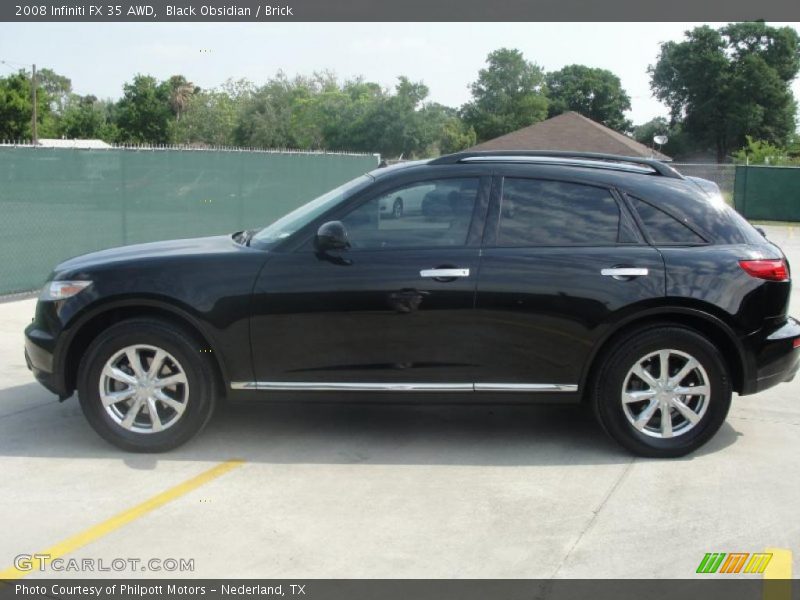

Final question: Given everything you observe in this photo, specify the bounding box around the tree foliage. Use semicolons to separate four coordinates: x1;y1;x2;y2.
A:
546;65;632;131
461;48;549;142
649;22;800;161
114;75;173;144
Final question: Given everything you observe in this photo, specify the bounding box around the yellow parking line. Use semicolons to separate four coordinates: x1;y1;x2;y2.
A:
0;459;245;580
763;548;792;600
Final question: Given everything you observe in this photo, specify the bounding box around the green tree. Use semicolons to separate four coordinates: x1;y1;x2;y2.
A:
165;75;197;122
421;103;476;154
114;74;173;144
59;94;116;140
36;68;72;113
0;71;52;140
171;86;243;146
546;65;632;131
649;22;800;162
233;71;316;148
461;48;549;142
732;135;797;165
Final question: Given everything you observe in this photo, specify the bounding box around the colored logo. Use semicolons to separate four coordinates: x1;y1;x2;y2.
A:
697;552;773;574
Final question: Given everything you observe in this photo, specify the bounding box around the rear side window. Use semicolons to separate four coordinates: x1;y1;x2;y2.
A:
629;196;706;244
497;178;625;246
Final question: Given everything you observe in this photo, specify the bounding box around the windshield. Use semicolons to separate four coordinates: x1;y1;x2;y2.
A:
251;174;373;247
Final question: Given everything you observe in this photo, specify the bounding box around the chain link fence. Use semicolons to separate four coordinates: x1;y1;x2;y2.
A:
0;145;378;295
672;163;737;204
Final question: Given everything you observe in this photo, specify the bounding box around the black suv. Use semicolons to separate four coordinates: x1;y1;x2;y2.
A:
24;151;800;456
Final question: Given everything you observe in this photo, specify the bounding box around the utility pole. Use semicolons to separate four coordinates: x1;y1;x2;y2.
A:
31;63;38;145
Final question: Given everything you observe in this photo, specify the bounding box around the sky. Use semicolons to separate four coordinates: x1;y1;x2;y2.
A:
1;22;800;125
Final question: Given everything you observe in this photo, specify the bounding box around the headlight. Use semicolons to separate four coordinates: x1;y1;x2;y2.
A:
40;280;92;301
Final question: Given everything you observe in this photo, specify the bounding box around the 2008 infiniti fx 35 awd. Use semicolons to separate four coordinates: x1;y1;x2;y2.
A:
25;151;800;456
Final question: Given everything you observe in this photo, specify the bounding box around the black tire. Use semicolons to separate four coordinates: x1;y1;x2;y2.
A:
77;318;217;452
591;325;732;458
392;198;403;219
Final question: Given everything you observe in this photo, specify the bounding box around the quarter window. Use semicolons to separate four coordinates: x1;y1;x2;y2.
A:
629;196;706;244
340;178;479;249
497;178;623;246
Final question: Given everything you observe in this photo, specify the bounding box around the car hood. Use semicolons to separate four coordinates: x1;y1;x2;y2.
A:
54;235;240;275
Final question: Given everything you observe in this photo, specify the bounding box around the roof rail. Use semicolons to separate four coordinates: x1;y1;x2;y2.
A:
429;150;683;179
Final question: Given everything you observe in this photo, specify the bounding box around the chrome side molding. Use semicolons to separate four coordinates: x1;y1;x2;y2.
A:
473;383;579;392
231;381;578;393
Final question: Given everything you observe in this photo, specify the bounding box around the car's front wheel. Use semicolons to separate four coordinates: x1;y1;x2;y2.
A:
592;325;732;458
78;318;217;452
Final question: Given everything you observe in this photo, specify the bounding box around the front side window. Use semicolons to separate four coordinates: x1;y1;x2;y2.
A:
497;178;623;246
340;178;479;249
252;174;372;247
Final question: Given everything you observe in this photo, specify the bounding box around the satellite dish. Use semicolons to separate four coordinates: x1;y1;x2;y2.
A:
653;135;668;146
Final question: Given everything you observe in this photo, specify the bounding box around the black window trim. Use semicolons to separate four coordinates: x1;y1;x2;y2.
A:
285;174;492;254
481;175;646;249
622;192;711;247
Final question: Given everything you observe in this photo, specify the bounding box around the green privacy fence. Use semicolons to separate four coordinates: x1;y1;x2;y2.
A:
0;147;378;294
733;165;800;221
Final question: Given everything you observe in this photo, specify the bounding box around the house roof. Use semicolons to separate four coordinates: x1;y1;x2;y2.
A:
468;111;671;161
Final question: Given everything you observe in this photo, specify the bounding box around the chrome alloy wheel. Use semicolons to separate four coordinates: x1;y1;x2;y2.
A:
99;344;189;434
621;349;710;439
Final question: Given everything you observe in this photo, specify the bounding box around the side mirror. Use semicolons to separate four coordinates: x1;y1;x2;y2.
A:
315;221;350;252
755;226;767;238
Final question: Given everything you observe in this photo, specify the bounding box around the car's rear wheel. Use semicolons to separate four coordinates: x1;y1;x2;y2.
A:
78;318;216;452
592;325;731;458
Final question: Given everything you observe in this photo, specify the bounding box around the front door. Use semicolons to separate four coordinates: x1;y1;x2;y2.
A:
249;176;491;389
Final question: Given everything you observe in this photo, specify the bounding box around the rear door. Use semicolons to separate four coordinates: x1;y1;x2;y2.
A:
473;174;665;391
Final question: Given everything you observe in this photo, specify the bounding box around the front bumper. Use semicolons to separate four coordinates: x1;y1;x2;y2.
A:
742;316;800;395
24;318;69;398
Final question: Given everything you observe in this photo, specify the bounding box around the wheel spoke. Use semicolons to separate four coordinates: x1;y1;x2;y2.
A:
146;397;163;432
154;389;187;415
147;349;166;379
154;372;187;389
668;357;699;388
121;397;145;428
658;350;670;384
103;365;137;387
632;364;658;388
100;388;135;407
623;389;657;404
660;406;673;437
675;385;709;397
634;399;660;430
671;397;701;425
125;348;146;379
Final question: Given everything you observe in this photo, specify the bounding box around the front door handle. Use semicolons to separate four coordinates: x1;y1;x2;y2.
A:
601;267;649;280
420;268;470;278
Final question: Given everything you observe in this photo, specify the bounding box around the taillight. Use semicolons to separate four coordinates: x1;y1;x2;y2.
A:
738;259;790;282
793;338;800;349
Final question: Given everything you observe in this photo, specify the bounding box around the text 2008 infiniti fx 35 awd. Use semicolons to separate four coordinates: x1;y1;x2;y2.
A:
24;151;800;456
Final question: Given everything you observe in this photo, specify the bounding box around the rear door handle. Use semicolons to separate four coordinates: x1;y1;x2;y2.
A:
601;267;649;280
420;268;470;278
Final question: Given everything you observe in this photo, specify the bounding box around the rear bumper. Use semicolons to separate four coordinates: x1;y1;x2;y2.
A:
741;316;800;395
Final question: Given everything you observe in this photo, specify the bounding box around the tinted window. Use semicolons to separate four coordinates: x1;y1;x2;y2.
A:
497;179;622;246
341;178;479;249
630;196;706;244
